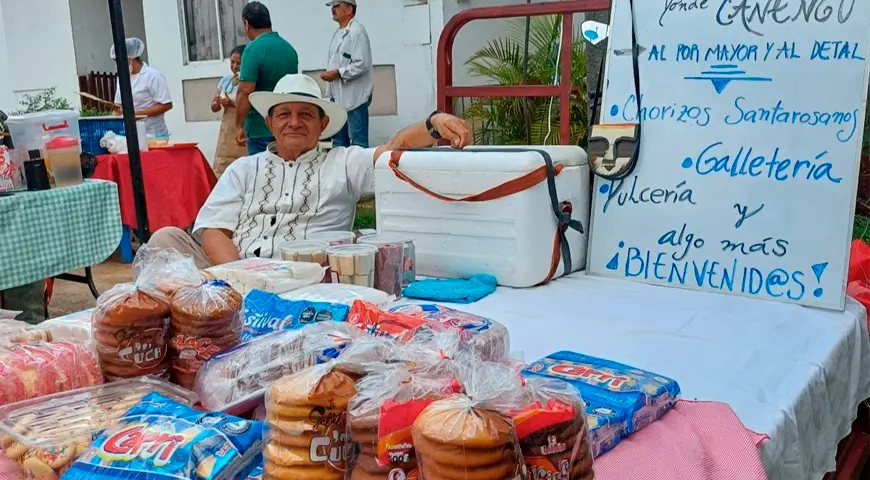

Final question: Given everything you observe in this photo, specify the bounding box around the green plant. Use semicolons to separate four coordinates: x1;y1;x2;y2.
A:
10;87;72;115
461;15;589;146
80;106;112;117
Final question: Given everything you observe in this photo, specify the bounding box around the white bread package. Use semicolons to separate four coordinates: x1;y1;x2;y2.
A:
279;283;394;308
375;146;589;287
205;258;326;295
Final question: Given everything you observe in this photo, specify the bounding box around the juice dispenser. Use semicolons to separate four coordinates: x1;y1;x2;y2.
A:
45;136;83;188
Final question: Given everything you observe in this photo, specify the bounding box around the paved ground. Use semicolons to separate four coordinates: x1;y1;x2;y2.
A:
48;253;132;317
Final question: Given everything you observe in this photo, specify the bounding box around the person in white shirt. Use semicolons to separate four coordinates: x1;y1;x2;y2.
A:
320;0;373;148
111;38;173;138
146;74;470;268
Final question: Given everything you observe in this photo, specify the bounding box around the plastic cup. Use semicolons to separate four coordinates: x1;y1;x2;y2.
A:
279;241;329;265
326;244;377;287
308;231;356;246
358;234;410;296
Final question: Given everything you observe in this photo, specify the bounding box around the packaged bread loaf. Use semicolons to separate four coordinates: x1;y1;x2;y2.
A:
206;258;326;295
0;342;103;406
169;280;243;389
242;289;350;341
347;364;457;480
92;283;171;381
412;361;527;480
263;364;357;479
513;376;594;480
194;322;360;412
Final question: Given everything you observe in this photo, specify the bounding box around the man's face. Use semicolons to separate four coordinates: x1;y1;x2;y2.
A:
266;102;328;152
331;2;352;22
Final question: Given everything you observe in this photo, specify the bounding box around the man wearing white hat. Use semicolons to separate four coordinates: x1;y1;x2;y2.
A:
321;0;373;148
147;74;470;267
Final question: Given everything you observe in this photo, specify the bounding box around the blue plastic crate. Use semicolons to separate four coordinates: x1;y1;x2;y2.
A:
79;117;126;154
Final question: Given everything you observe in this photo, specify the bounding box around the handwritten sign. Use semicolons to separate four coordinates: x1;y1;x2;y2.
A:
587;0;870;310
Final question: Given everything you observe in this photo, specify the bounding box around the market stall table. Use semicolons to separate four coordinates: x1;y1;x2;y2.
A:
93;146;217;259
0;180;122;295
435;273;870;480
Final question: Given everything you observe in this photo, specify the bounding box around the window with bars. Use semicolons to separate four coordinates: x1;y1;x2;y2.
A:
179;0;248;63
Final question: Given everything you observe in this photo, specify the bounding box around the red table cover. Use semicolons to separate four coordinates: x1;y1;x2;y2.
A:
93;147;217;231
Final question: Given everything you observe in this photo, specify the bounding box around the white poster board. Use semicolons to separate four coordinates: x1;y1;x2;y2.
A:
588;0;870;310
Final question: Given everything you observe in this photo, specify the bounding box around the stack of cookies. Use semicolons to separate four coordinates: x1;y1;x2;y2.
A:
92;284;170;380
520;415;594;480
412;401;522;480
347;412;417;480
169;280;242;389
264;366;357;480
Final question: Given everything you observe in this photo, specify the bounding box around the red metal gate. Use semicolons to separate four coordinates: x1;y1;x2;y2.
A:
436;0;611;145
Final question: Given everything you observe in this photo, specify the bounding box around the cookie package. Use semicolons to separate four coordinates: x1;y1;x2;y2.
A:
0;376;197;480
242;289;350;341
64;392;262;480
0;341;103;406
523;350;680;455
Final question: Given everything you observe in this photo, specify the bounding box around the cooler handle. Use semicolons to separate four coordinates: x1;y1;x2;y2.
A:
388;149;563;202
42;121;70;132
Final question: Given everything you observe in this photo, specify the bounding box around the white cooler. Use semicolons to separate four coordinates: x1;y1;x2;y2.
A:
374;146;589;287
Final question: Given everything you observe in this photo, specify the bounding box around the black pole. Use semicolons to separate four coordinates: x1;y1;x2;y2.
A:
108;0;150;242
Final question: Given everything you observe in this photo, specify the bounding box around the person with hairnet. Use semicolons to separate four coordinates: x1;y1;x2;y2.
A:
110;37;173;138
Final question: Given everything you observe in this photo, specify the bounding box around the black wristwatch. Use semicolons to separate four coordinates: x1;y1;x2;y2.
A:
425;111;443;140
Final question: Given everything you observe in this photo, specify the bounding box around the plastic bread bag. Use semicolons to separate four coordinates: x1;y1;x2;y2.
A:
242;289;350;341
194;322;360;412
0;341;103;406
348;300;437;342
132;244;203;303
64;392;263;480
92;282;172;381
346;363;459;479
205;258;326;296
279;283;395;308
169;280;244;389
262;363;357;479
411;360;528;480
513;375;594;480
389;303;510;362
17;309;93;346
332;333;404;378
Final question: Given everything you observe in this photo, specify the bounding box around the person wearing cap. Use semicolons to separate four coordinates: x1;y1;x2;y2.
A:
146;73;471;268
110;37;173;137
235;1;299;155
321;0;373;148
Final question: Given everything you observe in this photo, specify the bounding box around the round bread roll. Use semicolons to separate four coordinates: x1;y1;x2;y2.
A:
413;401;515;448
268;369;356;409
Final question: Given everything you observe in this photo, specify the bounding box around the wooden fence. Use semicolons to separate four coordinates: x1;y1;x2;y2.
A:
77;72;117;111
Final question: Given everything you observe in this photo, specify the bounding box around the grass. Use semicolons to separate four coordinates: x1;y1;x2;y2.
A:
855;215;870;244
353;198;376;230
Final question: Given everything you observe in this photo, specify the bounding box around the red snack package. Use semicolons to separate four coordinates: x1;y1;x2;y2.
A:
347;300;433;341
0;342;103;406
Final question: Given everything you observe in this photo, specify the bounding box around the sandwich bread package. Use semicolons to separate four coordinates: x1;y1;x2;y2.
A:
64;392;263;480
91;247;202;381
0;342;103;406
0;376;197;479
411;360;527;480
388;304;510;361
28;309;93;345
523;351;680;455
263;363;357;480
242;289;350;341
513;375;594;480
205;258;326;295
169;280;243;389
194;322;360;413
279;283;395;308
347;363;457;480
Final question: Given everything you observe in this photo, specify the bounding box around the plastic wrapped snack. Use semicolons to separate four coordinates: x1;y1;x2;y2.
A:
326;244;377;287
358;234;407;296
26;309;93;345
132;245;203;302
206;258;326;295
280;283;394;308
348;300;433;342
412;361;527;480
279;240;329;265
523;351;680;439
347;364;457;480
389;304;510;362
194;322;360;413
242;289;350;341
263;364;357;479
64;392;262;480
585;401;628;458
513;375;594;480
169;280;243;389
0;377;197;479
0;319;31;344
0;342;103;406
91;283;171;381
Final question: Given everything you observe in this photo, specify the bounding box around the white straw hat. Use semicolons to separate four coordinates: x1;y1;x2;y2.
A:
249;74;348;140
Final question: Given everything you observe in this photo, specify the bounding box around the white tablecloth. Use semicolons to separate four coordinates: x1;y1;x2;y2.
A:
434;273;870;480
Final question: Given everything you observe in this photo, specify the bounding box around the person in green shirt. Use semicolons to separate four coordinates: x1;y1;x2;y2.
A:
235;1;299;155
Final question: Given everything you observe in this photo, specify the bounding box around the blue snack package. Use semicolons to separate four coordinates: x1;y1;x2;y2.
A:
585;401;629;458
523;351;680;435
63;392;263;480
242;289;349;341
236;453;262;479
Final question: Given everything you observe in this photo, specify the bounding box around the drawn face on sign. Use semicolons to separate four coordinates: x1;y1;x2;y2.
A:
588;124;638;178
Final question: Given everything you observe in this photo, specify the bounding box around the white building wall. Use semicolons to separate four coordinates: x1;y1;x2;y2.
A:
70;0;148;75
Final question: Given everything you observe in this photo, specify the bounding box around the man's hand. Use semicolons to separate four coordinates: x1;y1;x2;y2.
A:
430;113;472;149
235;126;246;146
320;70;340;82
